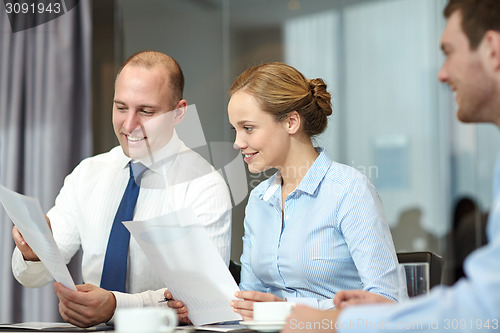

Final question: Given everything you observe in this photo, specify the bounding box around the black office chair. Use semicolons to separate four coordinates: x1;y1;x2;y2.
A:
397;251;444;296
229;260;241;285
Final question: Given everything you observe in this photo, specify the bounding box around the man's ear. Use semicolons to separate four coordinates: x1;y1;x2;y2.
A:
172;100;188;125
483;30;500;71
285;111;301;135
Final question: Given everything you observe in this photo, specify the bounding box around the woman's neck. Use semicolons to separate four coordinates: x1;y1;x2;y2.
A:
279;139;319;197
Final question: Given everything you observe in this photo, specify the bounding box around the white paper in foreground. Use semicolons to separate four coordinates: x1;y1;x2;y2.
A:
123;209;241;326
0;322;109;331
0;184;76;290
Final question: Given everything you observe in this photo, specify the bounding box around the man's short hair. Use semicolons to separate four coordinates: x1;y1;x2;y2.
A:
116;51;185;107
444;0;500;50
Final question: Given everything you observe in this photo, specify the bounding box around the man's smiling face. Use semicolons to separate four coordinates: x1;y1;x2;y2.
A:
112;64;178;160
438;10;495;124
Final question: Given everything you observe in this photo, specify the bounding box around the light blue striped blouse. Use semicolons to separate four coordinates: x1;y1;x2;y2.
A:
239;148;401;309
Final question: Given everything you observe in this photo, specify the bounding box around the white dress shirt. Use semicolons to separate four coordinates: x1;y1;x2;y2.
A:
12;132;232;314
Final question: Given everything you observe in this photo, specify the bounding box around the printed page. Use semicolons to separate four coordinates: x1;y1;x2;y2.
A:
0;322;112;331
123;209;242;326
0;184;76;290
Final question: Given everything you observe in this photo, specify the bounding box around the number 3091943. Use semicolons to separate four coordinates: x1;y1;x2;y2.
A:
5;2;61;14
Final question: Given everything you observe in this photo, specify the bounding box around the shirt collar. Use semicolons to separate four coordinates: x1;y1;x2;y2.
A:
118;150;132;170
140;130;185;175
260;147;331;202
262;173;282;202
296;147;331;195
117;156;148;180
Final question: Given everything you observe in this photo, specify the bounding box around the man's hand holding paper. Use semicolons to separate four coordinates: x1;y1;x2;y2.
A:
11;215;51;261
53;282;117;327
0;184;76;291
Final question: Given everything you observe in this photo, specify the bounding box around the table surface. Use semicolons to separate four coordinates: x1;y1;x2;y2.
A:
0;323;259;333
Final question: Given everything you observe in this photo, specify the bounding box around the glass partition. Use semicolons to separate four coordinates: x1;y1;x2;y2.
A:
106;0;496;284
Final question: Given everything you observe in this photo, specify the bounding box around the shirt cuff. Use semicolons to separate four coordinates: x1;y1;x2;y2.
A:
109;288;169;323
12;247;51;286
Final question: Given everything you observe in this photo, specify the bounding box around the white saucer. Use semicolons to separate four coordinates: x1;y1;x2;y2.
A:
240;320;286;332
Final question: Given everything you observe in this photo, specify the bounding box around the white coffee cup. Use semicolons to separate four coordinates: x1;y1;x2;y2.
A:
115;307;178;333
253;302;295;322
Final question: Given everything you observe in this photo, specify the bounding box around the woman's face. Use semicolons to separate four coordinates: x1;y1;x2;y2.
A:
228;91;291;173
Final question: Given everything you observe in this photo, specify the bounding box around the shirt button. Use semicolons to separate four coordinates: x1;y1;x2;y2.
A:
285;216;289;220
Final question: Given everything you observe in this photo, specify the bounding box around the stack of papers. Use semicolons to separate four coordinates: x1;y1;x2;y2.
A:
124;208;242;325
0;322;111;331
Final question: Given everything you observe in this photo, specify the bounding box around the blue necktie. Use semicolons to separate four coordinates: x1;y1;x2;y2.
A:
100;163;141;292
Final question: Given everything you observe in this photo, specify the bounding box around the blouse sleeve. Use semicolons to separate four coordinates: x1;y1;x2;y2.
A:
336;174;401;301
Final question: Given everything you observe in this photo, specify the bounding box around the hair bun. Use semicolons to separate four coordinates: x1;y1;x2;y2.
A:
308;78;332;117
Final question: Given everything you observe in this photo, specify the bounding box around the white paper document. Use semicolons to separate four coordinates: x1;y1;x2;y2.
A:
0;184;76;290
0;322;111;331
123;209;242;326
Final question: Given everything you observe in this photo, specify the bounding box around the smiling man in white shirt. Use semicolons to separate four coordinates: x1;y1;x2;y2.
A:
11;51;232;328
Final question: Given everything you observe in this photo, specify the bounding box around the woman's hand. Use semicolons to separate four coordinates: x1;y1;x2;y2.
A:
163;290;191;325
230;290;284;321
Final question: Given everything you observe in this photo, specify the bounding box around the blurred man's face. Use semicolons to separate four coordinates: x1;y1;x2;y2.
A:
112;65;183;160
438;11;495;124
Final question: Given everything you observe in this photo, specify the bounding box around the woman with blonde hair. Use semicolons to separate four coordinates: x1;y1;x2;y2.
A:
227;62;401;321
167;63;402;324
